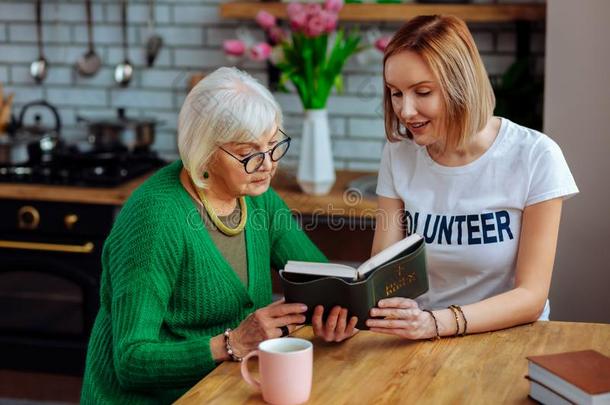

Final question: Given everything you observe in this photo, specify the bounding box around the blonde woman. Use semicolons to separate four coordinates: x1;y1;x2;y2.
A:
366;16;578;339
81;67;355;404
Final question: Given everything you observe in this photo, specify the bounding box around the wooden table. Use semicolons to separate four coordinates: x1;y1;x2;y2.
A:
175;321;610;404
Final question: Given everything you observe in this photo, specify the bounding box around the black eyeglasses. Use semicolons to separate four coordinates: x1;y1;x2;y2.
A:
219;130;291;174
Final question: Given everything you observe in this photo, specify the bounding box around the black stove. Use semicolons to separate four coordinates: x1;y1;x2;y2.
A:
0;149;166;187
0;147;167;375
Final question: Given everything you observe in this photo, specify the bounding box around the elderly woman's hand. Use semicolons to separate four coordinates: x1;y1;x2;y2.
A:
230;299;307;355
312;305;359;342
365;298;437;340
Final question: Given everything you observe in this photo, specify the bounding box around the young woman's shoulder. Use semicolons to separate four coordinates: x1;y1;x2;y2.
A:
384;137;420;155
500;117;563;156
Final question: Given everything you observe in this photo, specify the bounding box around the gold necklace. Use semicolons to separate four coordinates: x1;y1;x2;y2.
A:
194;186;247;236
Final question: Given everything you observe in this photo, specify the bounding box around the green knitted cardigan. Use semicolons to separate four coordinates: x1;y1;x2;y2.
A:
81;161;326;404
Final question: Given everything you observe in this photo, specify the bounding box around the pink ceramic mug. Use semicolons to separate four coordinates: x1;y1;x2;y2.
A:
240;337;313;405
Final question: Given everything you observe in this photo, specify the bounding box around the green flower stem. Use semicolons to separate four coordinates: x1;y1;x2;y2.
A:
276;29;363;110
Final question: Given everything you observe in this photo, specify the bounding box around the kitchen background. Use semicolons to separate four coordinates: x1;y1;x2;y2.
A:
0;0;545;171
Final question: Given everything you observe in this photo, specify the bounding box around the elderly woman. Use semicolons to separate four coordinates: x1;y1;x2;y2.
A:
81;67;355;404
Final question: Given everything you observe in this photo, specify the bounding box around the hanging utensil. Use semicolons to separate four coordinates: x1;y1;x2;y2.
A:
30;0;48;83
114;0;133;86
75;0;101;77
145;0;163;67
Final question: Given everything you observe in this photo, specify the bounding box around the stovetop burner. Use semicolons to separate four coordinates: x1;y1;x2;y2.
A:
0;149;166;187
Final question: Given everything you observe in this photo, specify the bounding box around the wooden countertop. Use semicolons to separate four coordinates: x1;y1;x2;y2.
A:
175;321;610;404
0;169;377;215
0;175;152;205
272;170;377;217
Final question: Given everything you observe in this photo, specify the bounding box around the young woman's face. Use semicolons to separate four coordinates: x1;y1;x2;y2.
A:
385;50;445;147
209;126;283;197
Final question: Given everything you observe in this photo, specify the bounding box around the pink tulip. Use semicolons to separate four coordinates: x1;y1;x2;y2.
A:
304;3;322;16
324;0;344;13
320;10;338;33
374;36;392;52
268;26;287;44
223;39;246;56
286;2;304;19
289;11;308;32
250;42;273;61
305;15;326;38
255;10;276;30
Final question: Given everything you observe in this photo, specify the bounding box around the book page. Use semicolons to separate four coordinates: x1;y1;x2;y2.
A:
284;261;358;279
356;234;423;278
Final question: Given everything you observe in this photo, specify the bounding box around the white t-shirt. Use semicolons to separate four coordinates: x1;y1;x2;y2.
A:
376;117;578;320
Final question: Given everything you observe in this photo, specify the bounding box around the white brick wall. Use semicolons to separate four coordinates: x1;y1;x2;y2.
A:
0;0;546;164
0;66;8;82
0;3;35;22
0;44;38;63
47;88;108;108
172;5;220;24
72;26;139;46
9;24;72;44
348;117;385;139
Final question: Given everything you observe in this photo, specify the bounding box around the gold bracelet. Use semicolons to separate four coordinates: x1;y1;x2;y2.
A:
422;309;440;340
448;305;461;337
450;305;468;336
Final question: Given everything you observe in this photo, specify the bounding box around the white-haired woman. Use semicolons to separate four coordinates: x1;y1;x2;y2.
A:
81;67;357;404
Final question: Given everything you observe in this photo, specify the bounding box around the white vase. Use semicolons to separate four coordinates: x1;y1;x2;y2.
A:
297;109;335;195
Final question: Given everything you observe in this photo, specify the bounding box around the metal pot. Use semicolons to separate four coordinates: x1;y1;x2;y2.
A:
0;100;62;165
0;134;31;165
78;108;158;153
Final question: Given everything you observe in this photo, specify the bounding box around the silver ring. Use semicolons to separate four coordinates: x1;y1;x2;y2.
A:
279;325;289;337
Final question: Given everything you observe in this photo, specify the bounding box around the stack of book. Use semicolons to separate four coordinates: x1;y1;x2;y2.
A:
526;350;610;404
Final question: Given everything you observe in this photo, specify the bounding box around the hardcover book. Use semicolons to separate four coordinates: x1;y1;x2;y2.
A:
526;350;610;405
279;234;428;330
527;378;572;405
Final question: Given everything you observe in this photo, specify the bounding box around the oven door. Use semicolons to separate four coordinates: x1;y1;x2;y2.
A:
0;239;101;375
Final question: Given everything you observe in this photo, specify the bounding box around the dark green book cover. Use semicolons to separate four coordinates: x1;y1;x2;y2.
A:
279;239;428;330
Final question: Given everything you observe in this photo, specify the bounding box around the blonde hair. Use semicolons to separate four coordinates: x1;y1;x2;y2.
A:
383;15;495;148
178;67;283;187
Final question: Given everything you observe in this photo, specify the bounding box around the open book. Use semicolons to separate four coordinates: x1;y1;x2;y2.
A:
284;234;423;281
280;234;428;329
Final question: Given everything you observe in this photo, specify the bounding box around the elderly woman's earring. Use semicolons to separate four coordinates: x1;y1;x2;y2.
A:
203;171;209;179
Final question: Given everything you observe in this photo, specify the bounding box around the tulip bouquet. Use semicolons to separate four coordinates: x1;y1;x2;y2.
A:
224;0;363;109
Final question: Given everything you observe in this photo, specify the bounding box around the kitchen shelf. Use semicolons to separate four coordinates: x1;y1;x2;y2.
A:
219;2;546;23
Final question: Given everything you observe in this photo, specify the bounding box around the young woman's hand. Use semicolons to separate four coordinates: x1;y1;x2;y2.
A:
311;305;359;342
231;299;307;355
366;298;436;340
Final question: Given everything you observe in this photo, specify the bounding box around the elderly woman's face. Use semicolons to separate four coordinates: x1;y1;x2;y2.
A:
210;127;284;197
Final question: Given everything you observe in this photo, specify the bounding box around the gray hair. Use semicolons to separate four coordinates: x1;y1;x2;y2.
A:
177;67;283;187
